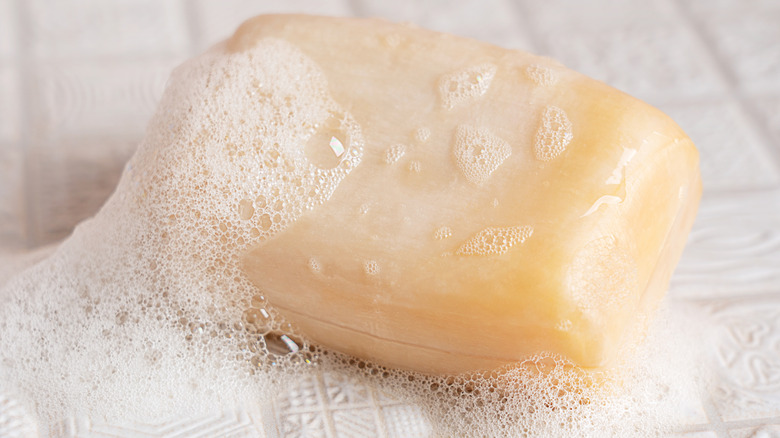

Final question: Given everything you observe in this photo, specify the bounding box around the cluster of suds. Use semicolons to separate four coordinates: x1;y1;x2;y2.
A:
456;225;534;256
438;63;497;109
434;225;453;240
0;38;363;429
566;236;639;324
384;143;407;164
525;64;558;87
453;125;512;185
0;34;706;437
535;105;573;161
315;302;706;438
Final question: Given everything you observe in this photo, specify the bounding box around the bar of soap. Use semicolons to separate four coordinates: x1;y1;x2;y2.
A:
237;15;702;375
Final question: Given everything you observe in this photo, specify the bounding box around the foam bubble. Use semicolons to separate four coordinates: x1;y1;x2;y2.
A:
363;260;380;276
434;226;452;240
525;64;557;86
384;144;407;164
453;125;512;185
439;63;497;109
414;127;431;143
456;225;533;256
0;37;364;428
535;105;573;161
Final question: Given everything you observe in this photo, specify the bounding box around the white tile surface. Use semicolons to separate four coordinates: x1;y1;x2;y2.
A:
27;0;189;58
670;432;718;438
752;96;780;151
702;297;780;421
1;1;779;436
29;58;181;140
355;0;534;50
690;10;780;94
519;0;681;33
193;0;352;50
0;67;20;144
728;424;780;438
0;142;24;251
661;100;780;191
0;0;17;59
672;191;780;298
539;24;726;105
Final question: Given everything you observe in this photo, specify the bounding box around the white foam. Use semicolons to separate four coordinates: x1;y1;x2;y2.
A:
453;125;512;185
455;225;533;256
535;105;573;161
439;63;497;109
0;37;363;429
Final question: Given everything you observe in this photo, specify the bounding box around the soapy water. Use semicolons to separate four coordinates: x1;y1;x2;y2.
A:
0;37;708;436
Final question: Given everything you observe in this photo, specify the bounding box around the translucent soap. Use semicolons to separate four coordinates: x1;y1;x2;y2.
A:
235;15;702;375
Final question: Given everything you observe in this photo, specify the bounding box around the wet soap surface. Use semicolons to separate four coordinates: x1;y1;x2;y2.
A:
237;15;701;374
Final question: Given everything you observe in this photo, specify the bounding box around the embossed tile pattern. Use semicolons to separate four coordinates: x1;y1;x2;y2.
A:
702;297;780;422
671;191;780;298
685;8;780;94
26;0;189;58
193;0;352;50
539;24;725;105
1;0;779;436
662;101;780;191
28;59;179;138
355;0;533;50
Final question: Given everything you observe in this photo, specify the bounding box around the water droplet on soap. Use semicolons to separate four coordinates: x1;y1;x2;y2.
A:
535;106;573;162
250;294;266;308
384;144;407;164
439;63;497;109
456;225;533;256
453;125;512;185
305;113;347;169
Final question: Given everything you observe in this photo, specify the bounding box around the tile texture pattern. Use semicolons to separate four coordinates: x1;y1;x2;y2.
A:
1;0;779;436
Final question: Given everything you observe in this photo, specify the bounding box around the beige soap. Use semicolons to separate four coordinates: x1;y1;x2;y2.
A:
238;15;702;375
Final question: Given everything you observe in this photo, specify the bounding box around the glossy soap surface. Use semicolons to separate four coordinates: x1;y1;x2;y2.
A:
230;15;703;375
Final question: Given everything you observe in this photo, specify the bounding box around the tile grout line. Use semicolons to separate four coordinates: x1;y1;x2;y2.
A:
315;372;339;438
369;386;390;438
701;395;730;438
670;0;780;182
